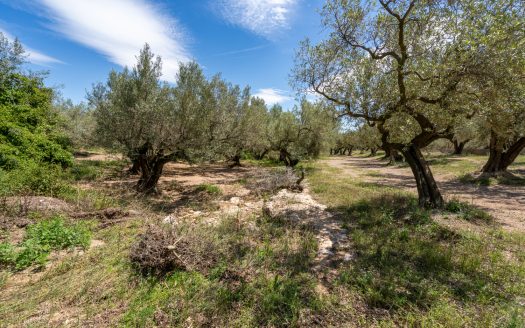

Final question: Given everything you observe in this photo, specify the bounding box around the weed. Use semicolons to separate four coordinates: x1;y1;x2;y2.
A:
0;216;91;270
194;183;222;196
445;199;493;222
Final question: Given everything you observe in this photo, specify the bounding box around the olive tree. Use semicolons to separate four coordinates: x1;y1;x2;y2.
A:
469;1;525;173
90;45;209;193
292;0;496;208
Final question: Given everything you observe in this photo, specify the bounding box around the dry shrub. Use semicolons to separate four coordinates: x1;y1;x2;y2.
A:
130;224;222;276
249;168;304;195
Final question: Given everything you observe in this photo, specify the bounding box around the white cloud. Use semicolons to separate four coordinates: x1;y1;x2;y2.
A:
216;0;297;38
0;28;63;66
37;0;190;82
254;88;292;105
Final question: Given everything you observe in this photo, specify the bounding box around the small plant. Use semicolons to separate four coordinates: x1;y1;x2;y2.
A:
195;184;222;196
0;216;91;270
445;199;493;222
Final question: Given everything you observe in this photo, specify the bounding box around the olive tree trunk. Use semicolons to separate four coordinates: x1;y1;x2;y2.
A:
401;145;444;208
279;149;299;167
254;149;268;160
229;154;242;168
482;133;525;174
452;139;470;155
136;154;170;194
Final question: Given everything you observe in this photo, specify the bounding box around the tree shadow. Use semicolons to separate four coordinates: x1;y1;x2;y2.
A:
330;194;516;311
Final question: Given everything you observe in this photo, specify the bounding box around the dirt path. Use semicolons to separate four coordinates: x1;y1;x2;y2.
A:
323;156;525;232
263;188;353;286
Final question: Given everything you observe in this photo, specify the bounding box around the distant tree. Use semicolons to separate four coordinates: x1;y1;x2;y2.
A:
243;98;271;160
54;99;96;150
266;104;301;167
203;75;253;167
355;124;381;156
446;118;478;155
296;100;340;158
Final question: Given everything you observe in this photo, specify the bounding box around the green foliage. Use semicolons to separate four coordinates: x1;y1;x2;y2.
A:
0;73;73;169
0;216;91;270
0;161;74;197
0;32;73;199
25;217;91;249
54;99;96;149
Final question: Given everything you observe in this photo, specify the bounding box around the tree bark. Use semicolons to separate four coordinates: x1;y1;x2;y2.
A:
482;132;525;173
389;149;403;164
128;160;141;175
229;154;242;168
254;149;268;160
452;139;470;155
279;149;299;167
347;146;353;156
401;145;444;208
136;153;170;194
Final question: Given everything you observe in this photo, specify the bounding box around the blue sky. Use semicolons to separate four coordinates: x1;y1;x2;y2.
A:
0;0;325;108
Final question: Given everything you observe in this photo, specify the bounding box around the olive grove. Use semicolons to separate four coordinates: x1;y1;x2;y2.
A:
90;45;337;193
292;0;524;208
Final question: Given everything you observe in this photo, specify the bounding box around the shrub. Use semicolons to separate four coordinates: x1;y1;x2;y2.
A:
130;224;223;276
0;161;73;197
25;217;91;249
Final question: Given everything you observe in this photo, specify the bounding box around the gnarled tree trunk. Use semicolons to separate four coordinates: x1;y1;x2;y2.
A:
128;142;151;175
452;139;470;155
229;154;242;168
279;149;299;167
401;145;444;208
254;149;268;160
482;132;525;173
136;152;171;194
384;148;403;164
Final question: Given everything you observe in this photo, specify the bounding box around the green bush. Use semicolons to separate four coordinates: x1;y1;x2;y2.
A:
0;161;74;197
0;216;91;270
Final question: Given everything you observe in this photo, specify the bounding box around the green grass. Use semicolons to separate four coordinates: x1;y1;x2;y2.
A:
194;183;222;196
0;219;141;327
306;161;525;326
1;153;524;326
122;215;321;327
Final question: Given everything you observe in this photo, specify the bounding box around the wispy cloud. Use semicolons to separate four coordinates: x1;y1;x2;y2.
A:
36;0;190;82
213;44;269;57
216;0;297;38
254;88;292;105
0;28;63;66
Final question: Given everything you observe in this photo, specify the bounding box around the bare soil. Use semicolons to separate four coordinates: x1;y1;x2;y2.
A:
323;156;525;232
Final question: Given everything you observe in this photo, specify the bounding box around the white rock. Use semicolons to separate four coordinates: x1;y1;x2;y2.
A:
163;214;177;224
